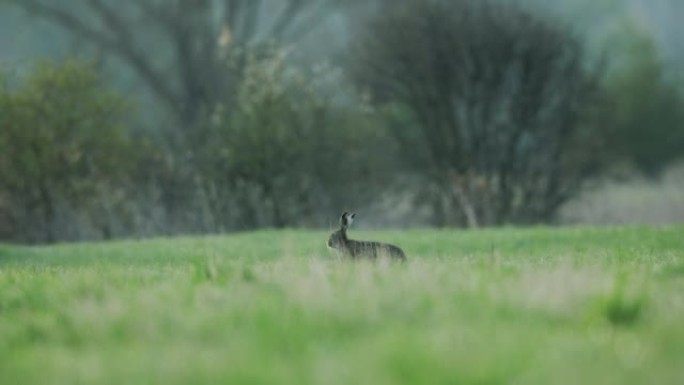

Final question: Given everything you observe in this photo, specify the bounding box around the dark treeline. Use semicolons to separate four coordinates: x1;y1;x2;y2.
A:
1;0;683;243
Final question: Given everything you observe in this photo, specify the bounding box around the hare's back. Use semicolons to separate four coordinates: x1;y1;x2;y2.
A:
350;240;406;260
385;244;407;261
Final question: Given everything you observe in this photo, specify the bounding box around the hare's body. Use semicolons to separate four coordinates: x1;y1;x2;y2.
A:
336;238;407;261
327;212;406;261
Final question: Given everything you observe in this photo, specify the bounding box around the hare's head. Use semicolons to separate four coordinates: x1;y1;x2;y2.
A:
327;212;355;249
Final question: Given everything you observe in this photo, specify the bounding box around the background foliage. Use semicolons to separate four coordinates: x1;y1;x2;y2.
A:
0;0;683;242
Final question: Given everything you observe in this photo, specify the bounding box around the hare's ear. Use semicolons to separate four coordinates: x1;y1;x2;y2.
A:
340;212;355;228
340;212;348;228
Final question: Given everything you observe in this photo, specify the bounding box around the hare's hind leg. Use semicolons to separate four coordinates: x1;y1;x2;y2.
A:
387;245;407;262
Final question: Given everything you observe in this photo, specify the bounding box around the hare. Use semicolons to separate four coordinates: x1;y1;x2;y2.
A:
327;212;407;261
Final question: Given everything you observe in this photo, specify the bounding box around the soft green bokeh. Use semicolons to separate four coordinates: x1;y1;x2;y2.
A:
1;227;683;384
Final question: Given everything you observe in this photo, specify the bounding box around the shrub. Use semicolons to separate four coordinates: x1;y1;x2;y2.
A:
0;60;139;242
195;47;393;229
351;0;603;226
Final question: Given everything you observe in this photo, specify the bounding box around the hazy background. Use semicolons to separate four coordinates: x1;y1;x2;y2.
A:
0;0;682;243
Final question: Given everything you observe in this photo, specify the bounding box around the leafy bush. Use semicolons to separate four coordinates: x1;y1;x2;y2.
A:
0;60;140;242
600;28;684;175
195;47;393;229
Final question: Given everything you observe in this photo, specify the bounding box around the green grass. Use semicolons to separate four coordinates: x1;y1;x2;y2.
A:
1;226;684;384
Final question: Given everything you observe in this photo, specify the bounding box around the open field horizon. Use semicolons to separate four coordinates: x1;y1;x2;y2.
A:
1;226;684;384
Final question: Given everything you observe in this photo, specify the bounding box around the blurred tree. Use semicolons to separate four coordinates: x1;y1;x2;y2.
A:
0;60;139;243
600;22;684;176
3;0;361;139
351;0;603;227
198;47;392;229
2;0;373;232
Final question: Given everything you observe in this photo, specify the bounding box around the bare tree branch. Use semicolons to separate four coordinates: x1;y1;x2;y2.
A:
13;0;182;117
353;0;602;226
7;0;363;130
269;0;304;39
239;0;262;42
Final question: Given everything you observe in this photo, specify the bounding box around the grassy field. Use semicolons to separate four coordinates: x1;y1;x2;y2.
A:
1;227;683;385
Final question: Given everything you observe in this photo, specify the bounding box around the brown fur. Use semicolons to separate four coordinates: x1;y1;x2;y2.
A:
327;212;407;261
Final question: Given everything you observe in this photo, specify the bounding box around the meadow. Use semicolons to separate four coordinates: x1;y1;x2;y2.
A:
1;226;683;385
